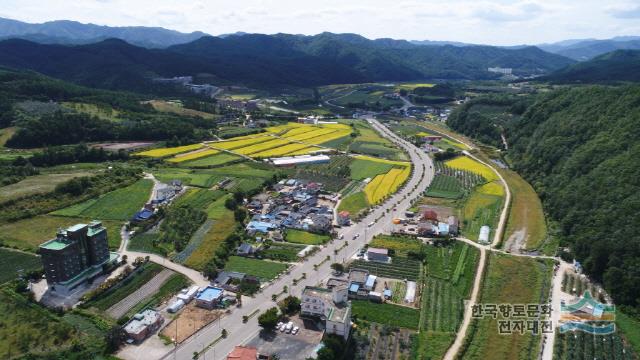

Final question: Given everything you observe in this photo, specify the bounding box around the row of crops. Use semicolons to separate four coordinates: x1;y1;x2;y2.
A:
349;257;421;281
554;330;634;360
421;277;464;332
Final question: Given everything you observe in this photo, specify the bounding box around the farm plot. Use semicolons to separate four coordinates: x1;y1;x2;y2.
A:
285;229;329;245
208;134;273;150
178;152;242;168
421;277;464;332
135;143;203;158
223;256;288;281
0;249;41;284
369;235;423;257
434;161;484;190
250;143;314;158
0;171;95;203
462;190;503;241
352;300;420;329
459;254;554;360
173;188;225;210
554;329;634;360
359;323;416;360
51;179;153;221
425;175;464;199
167;148;219;163
337;191;369;218
349;258;421;281
349;158;394;180
364;168;407;204
233;138;292;156
184;210;236;270
444;156;498;181
261;242;306;262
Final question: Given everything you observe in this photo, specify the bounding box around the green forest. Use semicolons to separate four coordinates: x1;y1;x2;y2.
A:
448;85;640;312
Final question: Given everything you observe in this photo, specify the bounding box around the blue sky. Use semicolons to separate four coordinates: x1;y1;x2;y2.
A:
1;0;639;45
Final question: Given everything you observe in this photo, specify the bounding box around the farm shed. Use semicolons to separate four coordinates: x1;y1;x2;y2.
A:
479;225;490;244
404;281;416;303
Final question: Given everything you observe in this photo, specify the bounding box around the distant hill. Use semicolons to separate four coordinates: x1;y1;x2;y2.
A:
544;49;640;83
0;17;208;48
0;33;574;90
539;36;640;61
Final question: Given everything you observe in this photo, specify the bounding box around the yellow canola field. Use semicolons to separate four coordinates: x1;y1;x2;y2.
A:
477;181;505;196
265;123;307;134
364;167;409;204
445;156;498;181
234;138;292;155
286;146;324;156
210;135;272;150
135;143;203;158
167;148;219;163
250;143;311;158
353;154;410;167
287;128;337;141
302;130;351;145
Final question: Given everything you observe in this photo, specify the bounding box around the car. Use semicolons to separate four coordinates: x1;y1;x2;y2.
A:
368;222;375;227
292;326;299;335
339;234;344;240
279;323;287;332
285;322;293;333
277;321;283;329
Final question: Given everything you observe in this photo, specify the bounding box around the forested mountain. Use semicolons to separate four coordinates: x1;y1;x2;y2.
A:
0;33;574;90
539;36;640;61
0;17;207;48
0;68;216;147
543;49;640;83
448;87;640;311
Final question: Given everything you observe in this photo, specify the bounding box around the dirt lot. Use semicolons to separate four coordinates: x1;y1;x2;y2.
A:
417;204;455;220
360;323;415;360
92;142;155;151
161;304;221;343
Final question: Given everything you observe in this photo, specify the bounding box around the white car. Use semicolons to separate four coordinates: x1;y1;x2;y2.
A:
277;321;283;329
292;326;299;335
279;323;287;332
285;322;294;333
339;234;344;240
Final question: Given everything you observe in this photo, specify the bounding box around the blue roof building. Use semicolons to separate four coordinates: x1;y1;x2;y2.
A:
195;286;224;309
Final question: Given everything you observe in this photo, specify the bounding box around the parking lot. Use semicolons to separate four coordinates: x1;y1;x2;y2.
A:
245;315;324;360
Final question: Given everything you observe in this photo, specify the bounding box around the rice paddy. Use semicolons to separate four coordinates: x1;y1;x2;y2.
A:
135;143;203;158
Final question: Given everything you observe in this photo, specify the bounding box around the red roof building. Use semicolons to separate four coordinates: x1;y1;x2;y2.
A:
227;346;258;360
422;209;438;221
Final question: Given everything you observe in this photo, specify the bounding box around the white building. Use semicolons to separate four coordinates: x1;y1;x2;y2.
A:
479;225;491;244
301;285;351;339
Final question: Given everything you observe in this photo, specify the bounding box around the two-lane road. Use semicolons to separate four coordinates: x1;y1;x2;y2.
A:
160;117;434;360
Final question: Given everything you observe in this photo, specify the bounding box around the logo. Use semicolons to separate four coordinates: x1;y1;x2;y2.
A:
559;291;615;335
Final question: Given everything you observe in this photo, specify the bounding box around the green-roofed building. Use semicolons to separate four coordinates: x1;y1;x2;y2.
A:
39;221;115;294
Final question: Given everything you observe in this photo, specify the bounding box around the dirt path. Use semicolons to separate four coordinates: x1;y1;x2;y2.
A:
106;268;174;319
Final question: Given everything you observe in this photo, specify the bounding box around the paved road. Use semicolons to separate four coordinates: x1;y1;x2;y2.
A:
158;117;435;360
107;268;175;319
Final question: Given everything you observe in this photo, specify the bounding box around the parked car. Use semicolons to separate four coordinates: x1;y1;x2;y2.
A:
279;323;287;332
285;322;293;333
339;234;344;240
292;326;299;335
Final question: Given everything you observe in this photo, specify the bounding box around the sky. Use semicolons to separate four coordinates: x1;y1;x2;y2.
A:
1;0;640;45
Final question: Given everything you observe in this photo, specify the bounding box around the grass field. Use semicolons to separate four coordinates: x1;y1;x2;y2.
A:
337;191;369;218
261;243;306;262
135;143;203;158
0;215;123;251
0;171;95;203
0;249;41;284
352;300;420;329
501;169;548;251
51;179;152;221
369;235;423;257
184;211;236;270
174;188;226;210
349;257;421;281
223;256;288;281
444;156;498;182
616;311;640;356
460;254;553;360
285;229;329;245
349;158;395;180
425;174;464;199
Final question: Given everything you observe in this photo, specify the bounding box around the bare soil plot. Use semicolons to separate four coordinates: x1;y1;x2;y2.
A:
106;269;174;319
161;304;222;343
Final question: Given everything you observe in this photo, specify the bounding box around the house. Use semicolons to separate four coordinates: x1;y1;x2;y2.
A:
337;211;350;226
177;286;199;304
447;216;459;235
301;286;351;340
236;243;255;256
132;209;154;222
367;248;389;263
123;310;164;343
227;346;258;360
437;222;450;236
195;286;224;310
309;214;332;232
417;221;438;236
479;226;491;244
368;291;383;302
246;221;277;234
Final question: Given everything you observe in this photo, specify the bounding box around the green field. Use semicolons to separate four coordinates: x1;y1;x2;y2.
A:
122;273;190;320
349;158;394;180
462;189;503;242
352;300;420;329
174;188;225;210
337;191;369;218
206;193;233;219
425;174;464;199
285;229;329;245
554;328;635;360
0;249;42;284
0;171;95;203
51;179;153;220
127;233;170;256
179;152;242;168
184;211;236;270
369;235;423;257
616;311;640;356
0;215;123;251
83;263;164;311
223;256;288;281
349;257;421;281
261;243;306;262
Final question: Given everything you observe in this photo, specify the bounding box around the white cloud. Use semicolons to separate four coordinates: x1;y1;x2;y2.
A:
0;0;639;45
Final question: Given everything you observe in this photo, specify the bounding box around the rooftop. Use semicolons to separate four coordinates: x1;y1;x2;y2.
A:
124;310;161;335
327;302;351;323
227;346;258;360
349;269;369;284
196;286;224;302
40;239;72;251
303;286;332;299
367;247;388;255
